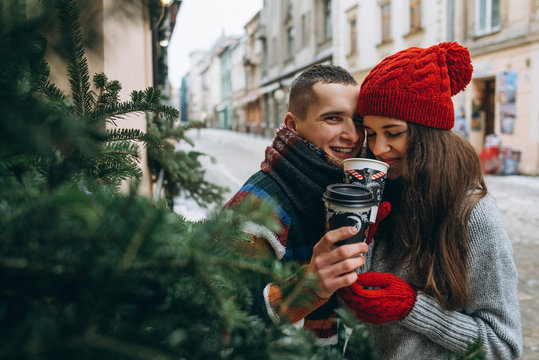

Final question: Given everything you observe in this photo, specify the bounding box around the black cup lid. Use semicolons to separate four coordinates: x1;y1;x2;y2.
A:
323;183;375;207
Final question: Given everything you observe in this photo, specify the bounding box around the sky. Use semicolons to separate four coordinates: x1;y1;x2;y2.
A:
168;0;263;89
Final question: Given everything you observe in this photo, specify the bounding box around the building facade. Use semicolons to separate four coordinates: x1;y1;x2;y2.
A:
460;0;539;175
333;0;539;175
243;11;263;134
182;0;539;174
230;35;248;131
258;0;335;136
186;50;209;125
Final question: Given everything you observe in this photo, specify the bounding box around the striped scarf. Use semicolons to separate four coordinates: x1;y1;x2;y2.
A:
261;125;344;218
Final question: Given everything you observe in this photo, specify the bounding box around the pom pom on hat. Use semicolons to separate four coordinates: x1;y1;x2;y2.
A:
438;42;473;96
358;42;473;129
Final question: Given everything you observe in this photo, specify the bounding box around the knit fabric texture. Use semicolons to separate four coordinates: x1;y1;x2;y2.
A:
352;195;522;359
365;201;391;245
338;272;417;324
225;126;350;345
358;42;473;129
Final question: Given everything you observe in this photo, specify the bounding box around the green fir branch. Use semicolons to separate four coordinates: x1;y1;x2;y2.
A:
55;0;92;116
84;141;143;184
92;72;122;110
89;101;179;124
104;128;163;151
102;141;141;159
39;80;69;104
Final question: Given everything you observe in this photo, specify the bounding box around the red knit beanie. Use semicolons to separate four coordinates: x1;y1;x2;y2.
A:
358;42;473;129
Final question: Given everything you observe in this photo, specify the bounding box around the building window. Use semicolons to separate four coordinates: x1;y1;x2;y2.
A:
349;18;357;55
287;26;295;58
474;0;500;36
302;13;310;47
381;2;391;43
260;37;267;75
409;0;422;32
271;37;277;65
324;0;332;39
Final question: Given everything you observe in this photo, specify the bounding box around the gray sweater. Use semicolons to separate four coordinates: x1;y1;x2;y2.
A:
357;195;522;359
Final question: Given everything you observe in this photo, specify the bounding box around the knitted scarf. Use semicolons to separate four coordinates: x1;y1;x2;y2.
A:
261;125;345;218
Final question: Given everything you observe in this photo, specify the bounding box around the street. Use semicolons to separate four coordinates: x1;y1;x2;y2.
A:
175;128;538;359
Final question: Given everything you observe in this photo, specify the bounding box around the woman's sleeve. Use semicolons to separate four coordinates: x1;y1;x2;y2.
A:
400;195;522;359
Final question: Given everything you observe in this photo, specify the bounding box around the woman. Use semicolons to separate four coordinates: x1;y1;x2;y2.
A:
338;42;522;359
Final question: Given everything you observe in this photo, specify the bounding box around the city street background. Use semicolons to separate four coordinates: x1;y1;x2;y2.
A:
175;128;538;359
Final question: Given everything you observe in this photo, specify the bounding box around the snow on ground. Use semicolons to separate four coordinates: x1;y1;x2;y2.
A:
484;175;539;245
173;128;269;221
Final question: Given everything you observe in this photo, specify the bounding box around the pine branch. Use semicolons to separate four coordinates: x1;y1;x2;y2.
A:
104;128;163;152
39;80;69;104
117;211;159;271
147;120;200;147
78;332;181;360
56;0;92;116
335;308;379;360
102;141;141;159
456;338;486;360
92;72;122;110
85;141;143;185
89;101;179;124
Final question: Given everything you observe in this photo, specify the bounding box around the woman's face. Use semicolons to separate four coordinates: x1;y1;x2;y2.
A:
362;116;409;179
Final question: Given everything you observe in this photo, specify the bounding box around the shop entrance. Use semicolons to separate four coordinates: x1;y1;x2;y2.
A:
472;77;496;143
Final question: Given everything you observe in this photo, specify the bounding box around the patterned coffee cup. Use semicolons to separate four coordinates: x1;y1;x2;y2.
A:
343;158;389;223
323;184;376;246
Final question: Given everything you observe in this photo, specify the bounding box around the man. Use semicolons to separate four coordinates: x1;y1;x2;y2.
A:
225;65;367;345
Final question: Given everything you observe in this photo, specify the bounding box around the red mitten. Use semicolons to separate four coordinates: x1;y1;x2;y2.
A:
366;201;391;245
337;272;417;324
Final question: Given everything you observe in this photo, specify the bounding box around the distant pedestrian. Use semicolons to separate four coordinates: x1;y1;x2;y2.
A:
338;42;522;359
225;64;366;347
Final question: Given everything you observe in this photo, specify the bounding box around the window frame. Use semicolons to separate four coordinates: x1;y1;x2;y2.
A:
287;26;295;59
324;0;333;40
380;2;391;43
474;0;501;36
409;0;422;33
349;18;357;55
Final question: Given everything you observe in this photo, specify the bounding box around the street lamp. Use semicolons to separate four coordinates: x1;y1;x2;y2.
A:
159;31;171;47
273;88;285;102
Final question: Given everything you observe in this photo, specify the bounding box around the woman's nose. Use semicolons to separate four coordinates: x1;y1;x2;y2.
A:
371;136;390;155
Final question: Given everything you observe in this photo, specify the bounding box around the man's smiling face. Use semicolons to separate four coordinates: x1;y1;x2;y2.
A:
285;82;363;162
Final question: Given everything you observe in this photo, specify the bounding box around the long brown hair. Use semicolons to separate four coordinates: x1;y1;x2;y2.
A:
380;124;487;310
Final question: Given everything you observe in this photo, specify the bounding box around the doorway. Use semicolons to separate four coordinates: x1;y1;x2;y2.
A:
472;77;496;143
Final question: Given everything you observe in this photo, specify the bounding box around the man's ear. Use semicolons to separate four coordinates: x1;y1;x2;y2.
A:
284;112;300;135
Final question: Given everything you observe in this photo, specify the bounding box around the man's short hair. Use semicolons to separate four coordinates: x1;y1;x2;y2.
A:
288;64;358;119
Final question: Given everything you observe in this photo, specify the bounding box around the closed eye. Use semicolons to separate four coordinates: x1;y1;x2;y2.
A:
366;131;406;138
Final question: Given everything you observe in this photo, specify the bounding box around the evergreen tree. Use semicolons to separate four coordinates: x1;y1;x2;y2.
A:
146;113;227;208
0;1;484;359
